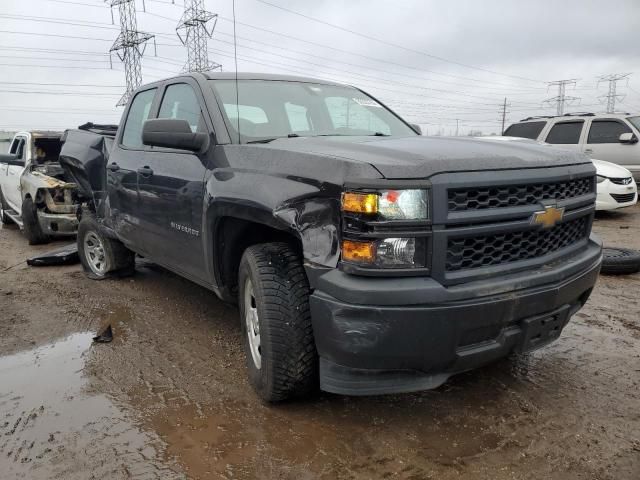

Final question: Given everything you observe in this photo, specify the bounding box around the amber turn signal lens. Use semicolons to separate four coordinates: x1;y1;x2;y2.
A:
341;192;378;214
342;240;375;264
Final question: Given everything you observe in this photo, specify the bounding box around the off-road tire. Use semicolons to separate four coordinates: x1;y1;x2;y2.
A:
600;247;640;275
77;212;135;279
0;187;11;224
22;196;49;245
238;242;318;402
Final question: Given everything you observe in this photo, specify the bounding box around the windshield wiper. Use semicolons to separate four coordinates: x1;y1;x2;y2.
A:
246;133;300;144
246;138;279;144
372;132;389;136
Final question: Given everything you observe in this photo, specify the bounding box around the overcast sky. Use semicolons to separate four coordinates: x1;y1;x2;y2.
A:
1;0;639;135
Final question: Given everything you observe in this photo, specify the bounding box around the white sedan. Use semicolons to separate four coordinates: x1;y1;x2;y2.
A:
593;159;637;211
475;136;637;211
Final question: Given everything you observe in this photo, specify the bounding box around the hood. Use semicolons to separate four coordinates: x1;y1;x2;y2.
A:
592;158;633;179
260;135;591;179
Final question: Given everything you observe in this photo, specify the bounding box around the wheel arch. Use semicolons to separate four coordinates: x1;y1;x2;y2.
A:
213;213;303;302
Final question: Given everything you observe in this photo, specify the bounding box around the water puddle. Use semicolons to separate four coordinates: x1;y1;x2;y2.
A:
0;332;182;479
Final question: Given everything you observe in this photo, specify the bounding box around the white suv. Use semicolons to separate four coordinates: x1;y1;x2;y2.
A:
505;113;640;180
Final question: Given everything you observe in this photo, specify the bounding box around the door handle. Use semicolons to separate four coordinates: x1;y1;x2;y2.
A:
137;166;154;177
108;162;120;172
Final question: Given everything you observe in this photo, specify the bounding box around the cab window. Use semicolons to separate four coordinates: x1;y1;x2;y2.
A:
121;88;157;149
503;121;546;140
9;137;25;158
545;121;584;144
158;83;206;133
587;120;632;144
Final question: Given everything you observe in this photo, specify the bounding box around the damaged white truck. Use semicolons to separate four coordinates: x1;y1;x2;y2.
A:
0;131;79;244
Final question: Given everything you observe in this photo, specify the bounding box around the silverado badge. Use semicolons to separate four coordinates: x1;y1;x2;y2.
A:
531;206;565;229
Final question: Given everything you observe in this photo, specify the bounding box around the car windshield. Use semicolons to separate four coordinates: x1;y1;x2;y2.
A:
628;116;640;132
209;79;416;143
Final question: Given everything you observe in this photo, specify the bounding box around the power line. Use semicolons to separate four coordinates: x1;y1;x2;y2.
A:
210;31;547;94
0;29;114;42
0;81;124;88
253;0;544;84
145;6;548;93
0;89;120;96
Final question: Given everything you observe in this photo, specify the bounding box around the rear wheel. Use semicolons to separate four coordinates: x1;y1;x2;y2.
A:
77;212;135;279
238;242;318;402
22;196;49;245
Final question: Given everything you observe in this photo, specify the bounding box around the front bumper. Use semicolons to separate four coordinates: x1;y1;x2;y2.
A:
37;212;79;236
596;179;638;211
309;239;602;396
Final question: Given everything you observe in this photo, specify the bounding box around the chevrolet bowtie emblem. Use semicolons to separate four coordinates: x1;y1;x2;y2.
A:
531;206;565;229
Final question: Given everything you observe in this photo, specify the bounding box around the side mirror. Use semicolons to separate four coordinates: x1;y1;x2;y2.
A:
142;118;209;152
619;132;638;144
410;123;422;135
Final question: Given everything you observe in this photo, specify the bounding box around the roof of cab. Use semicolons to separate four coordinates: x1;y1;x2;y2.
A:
15;130;63;138
140;71;350;89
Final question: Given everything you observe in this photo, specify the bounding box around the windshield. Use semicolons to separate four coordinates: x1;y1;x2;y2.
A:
209;79;416;143
628;116;640;132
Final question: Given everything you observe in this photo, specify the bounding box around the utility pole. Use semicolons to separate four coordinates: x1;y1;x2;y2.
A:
597;73;631;114
500;97;511;134
177;0;221;72
545;79;579;116
107;0;155;106
455;119;459;136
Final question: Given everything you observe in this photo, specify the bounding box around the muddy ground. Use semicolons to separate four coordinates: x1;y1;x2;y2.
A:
1;206;639;480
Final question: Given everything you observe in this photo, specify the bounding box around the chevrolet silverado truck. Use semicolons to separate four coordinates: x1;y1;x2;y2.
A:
0;130;79;244
59;72;602;402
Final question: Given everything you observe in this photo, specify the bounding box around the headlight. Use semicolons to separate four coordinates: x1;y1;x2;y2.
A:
596;175;606;183
342;237;426;268
342;189;429;220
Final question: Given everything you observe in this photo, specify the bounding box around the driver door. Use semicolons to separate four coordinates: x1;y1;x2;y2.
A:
3;136;28;212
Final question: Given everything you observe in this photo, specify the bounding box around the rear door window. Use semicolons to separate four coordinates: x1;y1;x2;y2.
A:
503;121;546;140
545;121;584;144
587;120;632;144
158;83;206;133
121;88;157;149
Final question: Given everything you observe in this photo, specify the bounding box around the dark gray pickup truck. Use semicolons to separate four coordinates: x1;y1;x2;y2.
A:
59;72;602;401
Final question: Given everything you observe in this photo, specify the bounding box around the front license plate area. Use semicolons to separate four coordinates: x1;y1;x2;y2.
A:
518;306;570;353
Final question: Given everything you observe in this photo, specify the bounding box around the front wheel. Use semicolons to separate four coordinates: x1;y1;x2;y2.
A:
77;212;135;279
22;196;49;245
238;242;318;402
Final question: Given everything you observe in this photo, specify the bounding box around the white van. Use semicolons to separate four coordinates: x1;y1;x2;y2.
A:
504;113;640;180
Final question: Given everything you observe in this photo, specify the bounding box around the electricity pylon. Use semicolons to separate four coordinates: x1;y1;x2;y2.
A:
545;79;580;116
176;0;221;72
598;73;631;114
107;0;155;106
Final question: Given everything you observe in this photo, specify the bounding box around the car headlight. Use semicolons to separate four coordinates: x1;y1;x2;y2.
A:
342;189;429;220
596;175;607;183
342;237;426;268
